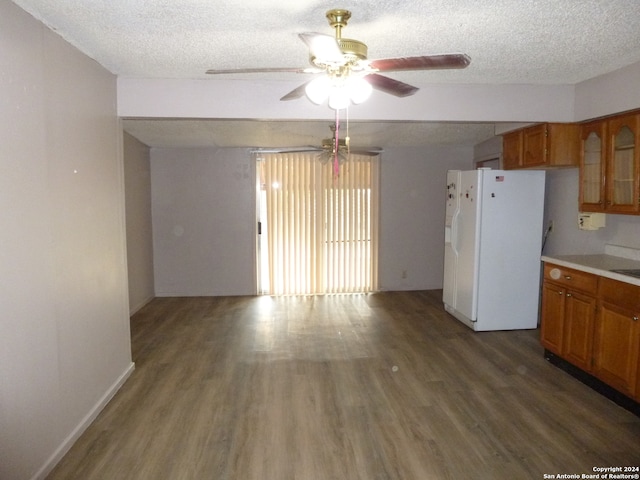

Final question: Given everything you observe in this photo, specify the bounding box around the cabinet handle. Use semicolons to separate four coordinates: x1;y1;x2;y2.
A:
557;290;564;295
633;316;639;322
564;275;572;280
566;293;572;297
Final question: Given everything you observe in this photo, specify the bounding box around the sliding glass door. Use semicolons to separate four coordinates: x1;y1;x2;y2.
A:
257;151;379;295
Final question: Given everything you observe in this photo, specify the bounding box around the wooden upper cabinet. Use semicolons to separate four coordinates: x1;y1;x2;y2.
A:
606;112;640;214
522;124;547;168
502;130;523;169
502;123;579;170
579;120;607;212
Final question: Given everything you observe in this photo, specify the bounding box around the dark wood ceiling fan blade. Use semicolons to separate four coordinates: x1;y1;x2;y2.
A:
365;74;419;97
280;81;311;101
369;53;471;72
206;67;310;75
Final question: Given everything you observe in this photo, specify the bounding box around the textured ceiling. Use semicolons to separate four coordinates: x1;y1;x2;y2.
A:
12;0;640;148
121;119;497;149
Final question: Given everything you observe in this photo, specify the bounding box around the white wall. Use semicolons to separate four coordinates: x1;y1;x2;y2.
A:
575;61;640;120
149;145;473;295
151;148;257;296
124;133;155;313
378;146;473;290
0;3;133;479
118;77;576;123
474;136;502;164
535;63;640;257
543;168;640;256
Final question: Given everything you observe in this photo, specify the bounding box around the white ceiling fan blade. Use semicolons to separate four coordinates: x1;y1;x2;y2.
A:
299;33;344;64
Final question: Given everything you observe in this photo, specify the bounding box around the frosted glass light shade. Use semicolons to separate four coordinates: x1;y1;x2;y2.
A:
348;77;373;104
305;76;331;104
328;86;350;110
305;74;373;109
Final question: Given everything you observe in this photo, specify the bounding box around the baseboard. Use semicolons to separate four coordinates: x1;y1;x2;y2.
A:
544;350;640;417
129;295;154;315
32;362;135;480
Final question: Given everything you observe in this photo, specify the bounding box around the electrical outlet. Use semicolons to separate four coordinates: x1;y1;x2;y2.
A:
401;270;407;279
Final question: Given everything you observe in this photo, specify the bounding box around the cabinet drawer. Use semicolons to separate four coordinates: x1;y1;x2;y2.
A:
598;277;640;311
543;263;598;294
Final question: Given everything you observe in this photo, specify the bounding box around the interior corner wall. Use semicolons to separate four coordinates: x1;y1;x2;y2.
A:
150;145;472;296
542;169;640;256
574;60;640;121
124;132;155;314
151;147;257;296
0;3;133;479
378;145;473;291
541;60;640;258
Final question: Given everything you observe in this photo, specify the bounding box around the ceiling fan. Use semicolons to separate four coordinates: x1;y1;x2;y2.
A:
314;123;382;163
256;123;381;159
206;9;470;107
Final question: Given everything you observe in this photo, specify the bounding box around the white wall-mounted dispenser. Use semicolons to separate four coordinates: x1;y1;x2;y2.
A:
578;212;606;230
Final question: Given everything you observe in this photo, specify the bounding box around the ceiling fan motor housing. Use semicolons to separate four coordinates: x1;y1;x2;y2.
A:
324;9;368;65
322;137;348;150
338;38;368;61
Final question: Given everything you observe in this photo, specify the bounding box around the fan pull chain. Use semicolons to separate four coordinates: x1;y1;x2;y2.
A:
334;109;340;178
345;107;350;154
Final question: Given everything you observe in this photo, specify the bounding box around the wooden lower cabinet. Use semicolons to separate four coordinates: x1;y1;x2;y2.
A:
540;264;597;372
540;281;566;354
541;263;640;404
562;291;597;372
592;278;640;399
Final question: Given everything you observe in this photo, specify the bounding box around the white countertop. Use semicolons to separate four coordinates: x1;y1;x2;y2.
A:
541;253;640;287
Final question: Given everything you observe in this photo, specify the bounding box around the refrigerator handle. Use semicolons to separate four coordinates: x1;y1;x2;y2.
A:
451;209;460;256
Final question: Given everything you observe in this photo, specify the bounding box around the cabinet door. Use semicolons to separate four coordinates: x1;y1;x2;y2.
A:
546;123;580;167
562;290;596;371
593;300;640;397
607;113;640;213
502;130;522;169
522;124;547;168
579;120;606;212
540;281;565;354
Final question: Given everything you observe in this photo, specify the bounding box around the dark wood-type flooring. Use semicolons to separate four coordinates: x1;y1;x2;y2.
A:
47;291;640;479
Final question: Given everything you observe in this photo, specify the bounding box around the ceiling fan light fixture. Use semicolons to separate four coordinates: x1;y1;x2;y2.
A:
328;85;351;110
306;74;369;109
347;76;373;104
305;75;331;104
207;9;471;107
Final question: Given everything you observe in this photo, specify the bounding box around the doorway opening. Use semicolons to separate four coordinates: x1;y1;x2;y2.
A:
256;151;379;295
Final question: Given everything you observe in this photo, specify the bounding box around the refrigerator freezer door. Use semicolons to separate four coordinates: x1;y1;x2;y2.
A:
454;170;482;322
442;170;460;309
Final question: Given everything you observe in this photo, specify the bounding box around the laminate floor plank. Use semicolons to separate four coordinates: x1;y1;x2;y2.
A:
46;291;640;479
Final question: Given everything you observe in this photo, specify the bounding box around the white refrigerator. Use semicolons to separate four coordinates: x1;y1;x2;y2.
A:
443;169;546;331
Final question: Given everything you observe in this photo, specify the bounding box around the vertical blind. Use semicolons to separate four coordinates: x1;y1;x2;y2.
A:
258;152;379;295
